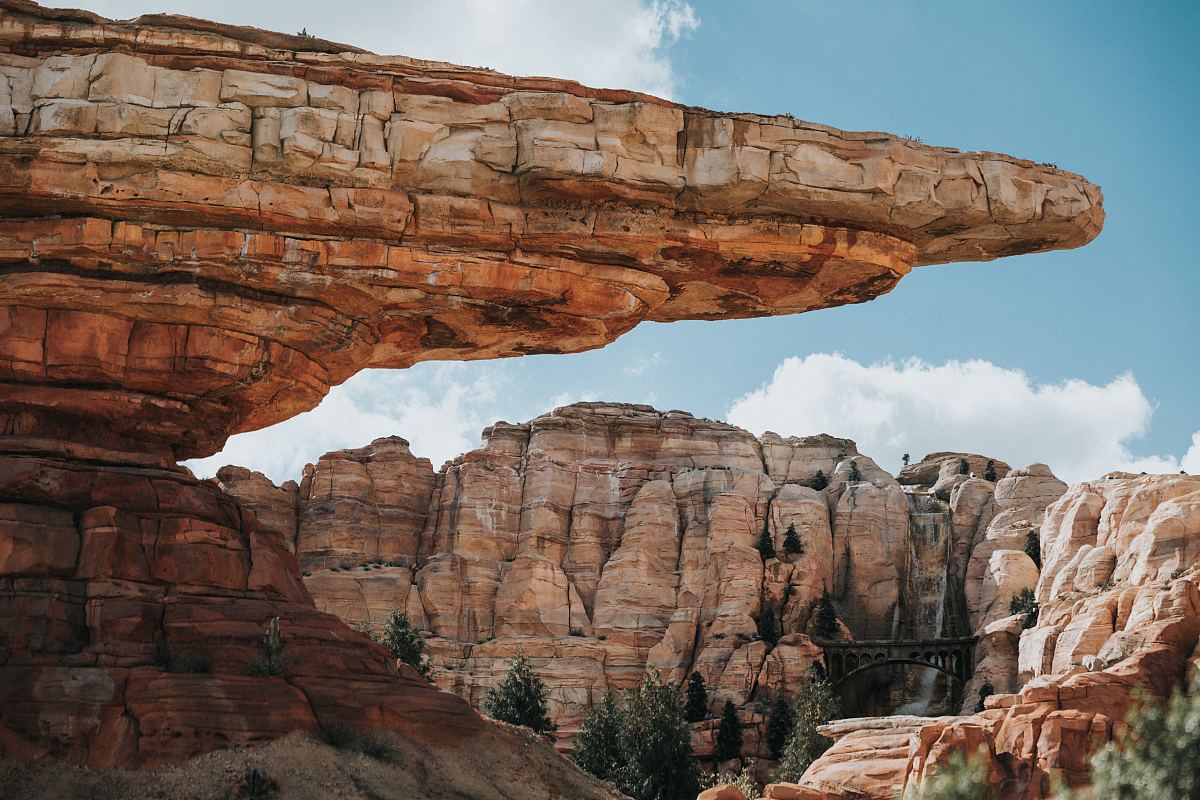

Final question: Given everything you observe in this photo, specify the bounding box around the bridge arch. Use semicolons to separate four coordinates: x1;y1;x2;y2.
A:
832;657;964;688
814;636;979;689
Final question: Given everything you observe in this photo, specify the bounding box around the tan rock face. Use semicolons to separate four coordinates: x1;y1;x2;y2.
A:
0;0;1110;786
795;473;1200;800
0;2;1102;462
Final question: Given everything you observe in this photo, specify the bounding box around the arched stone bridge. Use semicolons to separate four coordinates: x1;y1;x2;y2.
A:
815;636;978;686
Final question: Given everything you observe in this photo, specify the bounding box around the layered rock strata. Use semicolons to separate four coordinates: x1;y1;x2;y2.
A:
794;472;1200;799
0;0;1103;462
271;406;1050;763
0;0;1107;784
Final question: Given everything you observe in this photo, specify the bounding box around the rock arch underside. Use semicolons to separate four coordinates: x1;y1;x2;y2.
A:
8;2;1187;800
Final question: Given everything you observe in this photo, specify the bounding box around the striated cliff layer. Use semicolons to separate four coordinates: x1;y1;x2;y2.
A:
229;404;1200;800
220;405;1047;766
0;0;1108;789
0;1;1103;463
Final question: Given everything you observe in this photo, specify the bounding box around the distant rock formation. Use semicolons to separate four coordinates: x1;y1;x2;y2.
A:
216;405;1033;768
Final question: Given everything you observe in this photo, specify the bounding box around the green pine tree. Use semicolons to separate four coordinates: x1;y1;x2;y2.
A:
766;697;794;759
1024;530;1042;570
377;610;432;680
1009;587;1039;630
984;459;997;482
757;606;780;645
902;453;911;466
811;469;829;490
783;523;804;555
848;460;862;482
757;527;776;560
484;653;556;734
776;664;838;782
619;671;699;800
573;691;627;783
958;457;970;475
812;591;839;639
685;671;709;723
715;700;743;762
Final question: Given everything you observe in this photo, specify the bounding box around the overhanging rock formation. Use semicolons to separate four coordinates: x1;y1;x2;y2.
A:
0;0;1104;777
0;0;1102;462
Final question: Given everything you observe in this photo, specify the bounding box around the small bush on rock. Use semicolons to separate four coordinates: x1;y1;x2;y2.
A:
250;617;285;677
233;765;277;800
484;653;556;734
373;610;432;680
811;470;829;490
1009;587;1039;629
903;749;996;800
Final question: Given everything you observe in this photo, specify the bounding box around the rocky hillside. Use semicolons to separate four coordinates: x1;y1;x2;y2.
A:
219;404;1087;775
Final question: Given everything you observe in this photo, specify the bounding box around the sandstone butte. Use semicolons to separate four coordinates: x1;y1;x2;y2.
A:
0;0;1109;796
233;404;1200;800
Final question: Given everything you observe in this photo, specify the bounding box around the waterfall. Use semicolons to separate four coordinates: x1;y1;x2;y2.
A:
895;491;954;714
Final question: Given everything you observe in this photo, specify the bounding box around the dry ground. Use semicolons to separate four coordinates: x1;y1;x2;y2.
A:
0;729;628;800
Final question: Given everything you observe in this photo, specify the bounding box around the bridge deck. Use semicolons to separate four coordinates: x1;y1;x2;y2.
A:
813;636;979;685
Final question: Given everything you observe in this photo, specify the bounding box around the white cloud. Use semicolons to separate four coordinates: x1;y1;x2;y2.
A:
185;363;508;481
624;351;664;377
50;0;699;98
726;353;1199;484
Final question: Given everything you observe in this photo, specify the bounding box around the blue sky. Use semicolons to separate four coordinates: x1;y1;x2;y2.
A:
52;1;1199;481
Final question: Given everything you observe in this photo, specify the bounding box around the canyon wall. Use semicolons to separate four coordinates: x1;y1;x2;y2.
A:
229;405;1200;800
221;403;1062;769
0;1;1107;793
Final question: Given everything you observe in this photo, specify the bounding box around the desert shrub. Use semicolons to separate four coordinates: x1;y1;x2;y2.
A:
903;749;995;800
685;671;709;723
484;653;555;734
958;458;970;475
1009;588;1039;629
776;664;837;782
354;730;398;761
902;453;911;466
250;617;285;677
848;460;862;482
984;459;997;482
699;761;760;798
811;470;829;490
233;765;277;800
1079;675;1200;800
317;723;397;761
715;700;743;762
573;691;627;783
783;523;804;555
975;682;995;713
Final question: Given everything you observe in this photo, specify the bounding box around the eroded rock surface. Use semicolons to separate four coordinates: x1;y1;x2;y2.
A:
0;0;1111;789
0;1;1102;462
